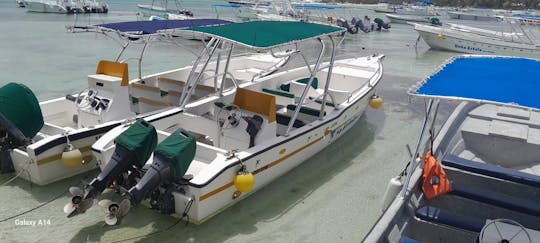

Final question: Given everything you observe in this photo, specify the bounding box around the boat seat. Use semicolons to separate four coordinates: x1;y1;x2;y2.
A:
415;206;485;232
157;77;186;91
450;182;540;217
262;88;295;107
276;113;305;128
286;105;326;122
442;154;540;188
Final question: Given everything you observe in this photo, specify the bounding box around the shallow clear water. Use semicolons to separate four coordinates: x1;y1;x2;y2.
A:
0;1;503;242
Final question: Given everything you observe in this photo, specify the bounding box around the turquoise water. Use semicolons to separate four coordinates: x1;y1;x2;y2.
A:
0;0;497;242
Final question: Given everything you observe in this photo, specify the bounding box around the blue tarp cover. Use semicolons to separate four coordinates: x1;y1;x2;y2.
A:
414;56;540;109
97;19;232;35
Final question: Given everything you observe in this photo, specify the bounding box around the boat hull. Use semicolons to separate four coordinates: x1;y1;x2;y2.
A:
447;11;499;21
186;88;375;223
416;24;540;58
26;1;66;13
386;14;436;24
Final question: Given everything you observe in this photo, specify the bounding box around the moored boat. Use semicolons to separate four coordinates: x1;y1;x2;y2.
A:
386;14;440;25
447;11;500;21
64;21;386;225
0;20;289;186
364;55;540;243
414;23;540;58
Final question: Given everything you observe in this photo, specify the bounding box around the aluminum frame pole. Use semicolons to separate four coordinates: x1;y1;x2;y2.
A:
400;99;434;198
319;35;336;120
285;38;325;136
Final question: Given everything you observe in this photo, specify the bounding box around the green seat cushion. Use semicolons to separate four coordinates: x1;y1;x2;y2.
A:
296;77;318;89
262;88;294;98
115;118;157;168
154;129;196;178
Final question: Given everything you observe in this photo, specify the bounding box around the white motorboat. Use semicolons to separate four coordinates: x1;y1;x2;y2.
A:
26;0;108;14
364;55;540;243
386;14;440;25
137;0;193;20
447;11;500;21
64;21;385;225
414;22;540;58
0;20;289;186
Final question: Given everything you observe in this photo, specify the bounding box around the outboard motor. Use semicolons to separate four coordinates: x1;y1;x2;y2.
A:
337;18;358;34
374;18;391;31
353;17;369;33
64;118;157;217
96;129;195;225
0;83;43;173
127;129;196;207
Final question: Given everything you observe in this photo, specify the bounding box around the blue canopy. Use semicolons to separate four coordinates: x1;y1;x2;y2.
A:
412;56;540;110
97;19;232;35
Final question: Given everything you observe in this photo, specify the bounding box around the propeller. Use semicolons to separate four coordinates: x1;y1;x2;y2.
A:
63;186;94;217
99;198;131;226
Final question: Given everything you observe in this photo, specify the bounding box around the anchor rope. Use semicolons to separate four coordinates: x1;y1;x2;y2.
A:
0;189;67;223
111;198;193;243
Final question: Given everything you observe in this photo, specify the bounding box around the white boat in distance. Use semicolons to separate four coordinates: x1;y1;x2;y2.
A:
65;21;385;225
364;55;540;243
26;0;108;14
447;11;501;21
0;20;289;186
414;22;540;58
386;13;440;25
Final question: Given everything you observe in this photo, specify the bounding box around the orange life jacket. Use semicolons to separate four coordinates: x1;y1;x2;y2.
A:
422;150;452;199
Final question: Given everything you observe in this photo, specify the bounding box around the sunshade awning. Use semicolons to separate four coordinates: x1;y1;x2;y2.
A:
410;55;540;110
96;19;232;35
177;21;344;50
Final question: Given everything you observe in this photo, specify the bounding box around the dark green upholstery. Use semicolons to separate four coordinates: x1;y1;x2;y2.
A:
0;83;43;138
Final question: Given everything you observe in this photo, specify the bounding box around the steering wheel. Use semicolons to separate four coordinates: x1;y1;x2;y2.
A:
479;218;532;243
75;89;98;109
216;103;242;130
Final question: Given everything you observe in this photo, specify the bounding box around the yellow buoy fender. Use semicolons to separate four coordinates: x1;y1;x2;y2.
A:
61;149;83;168
234;171;254;193
437;34;444;40
369;94;383;109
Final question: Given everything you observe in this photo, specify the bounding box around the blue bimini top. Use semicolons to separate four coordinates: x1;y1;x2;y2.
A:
411;55;540;110
97;19;232;35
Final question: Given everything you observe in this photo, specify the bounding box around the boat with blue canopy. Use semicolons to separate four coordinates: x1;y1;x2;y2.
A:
364;55;540;243
0;19;289;187
67;21;385;225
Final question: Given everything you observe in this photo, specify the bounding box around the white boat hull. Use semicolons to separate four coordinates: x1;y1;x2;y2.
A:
92;55;384;223
26;1;66;13
415;24;540;58
447;11;499;21
386;14;436;24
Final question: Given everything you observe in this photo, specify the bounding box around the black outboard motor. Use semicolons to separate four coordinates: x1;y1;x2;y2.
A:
64;118;157;217
127;129;196;207
374;18;391;31
0;83;43;173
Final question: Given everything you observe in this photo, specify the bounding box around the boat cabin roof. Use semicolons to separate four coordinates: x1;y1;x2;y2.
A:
178;21;344;50
410;55;540;110
95;19;232;35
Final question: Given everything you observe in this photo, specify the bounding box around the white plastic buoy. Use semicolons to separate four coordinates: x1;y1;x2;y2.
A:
381;176;403;212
